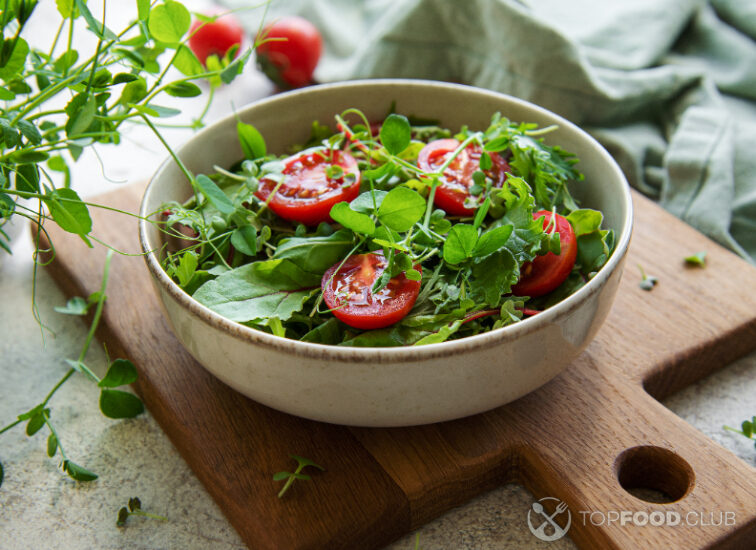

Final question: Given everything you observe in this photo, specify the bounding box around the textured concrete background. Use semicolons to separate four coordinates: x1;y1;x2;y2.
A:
1;2;754;549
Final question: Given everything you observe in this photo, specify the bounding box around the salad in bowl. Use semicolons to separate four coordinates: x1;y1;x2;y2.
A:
157;109;614;347
139;80;631;426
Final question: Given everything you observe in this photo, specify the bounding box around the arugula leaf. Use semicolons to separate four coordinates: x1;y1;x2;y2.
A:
237;122;266;159
508;133;581;210
173;250;198;287
490;177;546;264
300;318;344;344
193;259;319;323
567;209;603;237
273;229;354;274
470;248;518;307
339;328;406;347
413;319;464;345
196;174;234;215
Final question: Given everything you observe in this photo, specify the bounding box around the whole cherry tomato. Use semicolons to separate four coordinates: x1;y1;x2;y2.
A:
256;16;322;88
511;211;577;297
254;148;361;226
322;253;422;330
188;12;245;66
417;138;510;216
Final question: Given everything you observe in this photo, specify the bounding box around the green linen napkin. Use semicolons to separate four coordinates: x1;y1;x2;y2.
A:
228;0;756;262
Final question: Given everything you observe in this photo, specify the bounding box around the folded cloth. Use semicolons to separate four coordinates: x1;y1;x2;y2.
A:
228;0;756;263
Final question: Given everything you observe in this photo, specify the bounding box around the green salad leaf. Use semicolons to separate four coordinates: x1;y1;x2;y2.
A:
193;259;320;323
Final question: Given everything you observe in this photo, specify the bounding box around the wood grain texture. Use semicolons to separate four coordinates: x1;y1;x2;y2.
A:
39;184;756;550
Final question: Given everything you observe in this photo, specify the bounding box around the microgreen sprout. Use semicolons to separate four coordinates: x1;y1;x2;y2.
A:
638;264;658;291
684;251;707;267
724;416;756;451
273;454;325;498
116;497;168;527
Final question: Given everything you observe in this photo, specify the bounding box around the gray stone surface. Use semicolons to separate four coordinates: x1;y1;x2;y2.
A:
1;2;754;549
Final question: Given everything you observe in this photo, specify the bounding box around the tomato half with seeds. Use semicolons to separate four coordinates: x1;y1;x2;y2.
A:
322;253;422;330
511;211;577;298
417;139;510;216
255;149;361;226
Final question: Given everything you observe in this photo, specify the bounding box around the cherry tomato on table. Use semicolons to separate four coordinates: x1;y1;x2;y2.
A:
188;12;244;66
417;138;510;216
511;211;577;298
254;148;361;226
322;253;422;330
256;16;322;89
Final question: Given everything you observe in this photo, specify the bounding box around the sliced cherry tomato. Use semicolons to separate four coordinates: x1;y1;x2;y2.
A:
188;13;244;66
255;149;361;226
322;253;421;330
256;16;322;89
511;211;577;298
417;139;510;216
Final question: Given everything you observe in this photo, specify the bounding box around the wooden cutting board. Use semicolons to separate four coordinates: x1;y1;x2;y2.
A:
39;183;756;550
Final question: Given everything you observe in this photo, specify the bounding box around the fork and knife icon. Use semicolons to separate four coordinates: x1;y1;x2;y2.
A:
528;498;571;541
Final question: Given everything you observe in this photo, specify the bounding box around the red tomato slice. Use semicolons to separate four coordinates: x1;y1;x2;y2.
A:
511;211;578;298
417;139;510;216
322;253;422;330
188;13;244;66
255;149;361;226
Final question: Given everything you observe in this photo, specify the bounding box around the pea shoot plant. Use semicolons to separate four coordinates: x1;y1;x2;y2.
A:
273;454;324;498
0;0;258;487
161;109;615;347
724;416;756;451
116;496;167;527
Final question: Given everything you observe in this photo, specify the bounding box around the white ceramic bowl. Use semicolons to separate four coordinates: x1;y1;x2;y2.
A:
139;80;632;427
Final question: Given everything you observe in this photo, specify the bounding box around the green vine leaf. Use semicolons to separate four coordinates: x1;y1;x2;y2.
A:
63;460;98;482
330;202;376;236
98;359;139;388
0;38;29;81
377;187;425;232
42;188;92;240
196;174;234;215
99;389;144;419
165;81;202;98
148;0;191;45
237;122;266;160
47;434;58;458
380;114;411;156
65;93;97;137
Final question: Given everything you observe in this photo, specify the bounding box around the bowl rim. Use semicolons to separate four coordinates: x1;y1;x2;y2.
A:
139;79;633;363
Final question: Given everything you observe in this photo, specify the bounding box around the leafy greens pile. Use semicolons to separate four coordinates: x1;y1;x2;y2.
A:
159;110;615;347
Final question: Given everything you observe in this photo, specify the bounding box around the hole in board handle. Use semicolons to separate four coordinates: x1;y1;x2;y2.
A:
614;445;695;503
